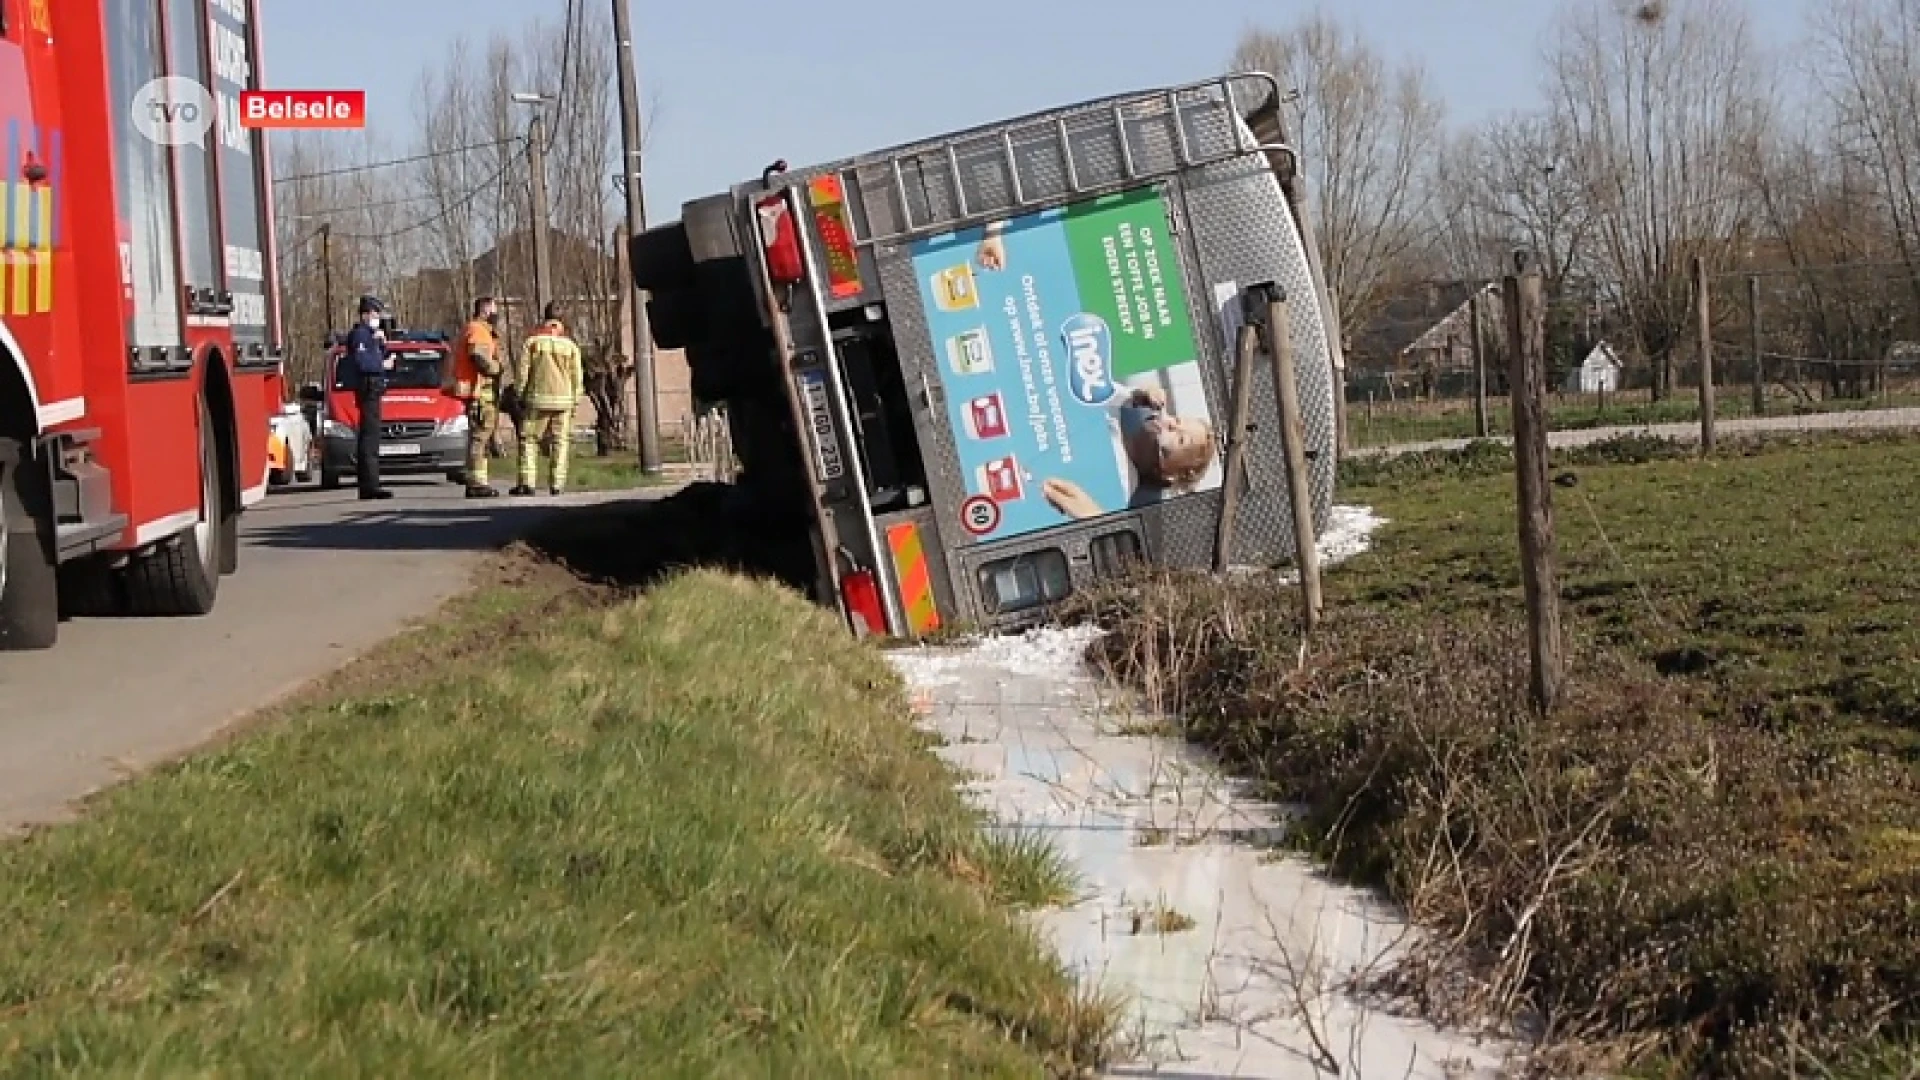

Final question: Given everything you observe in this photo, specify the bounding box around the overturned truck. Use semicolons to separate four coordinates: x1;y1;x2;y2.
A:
630;73;1342;638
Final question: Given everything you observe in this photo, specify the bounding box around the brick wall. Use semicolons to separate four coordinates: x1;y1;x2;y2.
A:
569;345;692;441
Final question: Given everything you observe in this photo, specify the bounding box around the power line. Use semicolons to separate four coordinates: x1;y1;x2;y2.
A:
327;142;529;242
271;138;514;185
289;191;447;217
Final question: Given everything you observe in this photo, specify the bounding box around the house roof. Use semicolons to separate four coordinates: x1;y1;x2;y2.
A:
1399;282;1503;357
1580;342;1623;369
1350;279;1498;366
469;228;619;297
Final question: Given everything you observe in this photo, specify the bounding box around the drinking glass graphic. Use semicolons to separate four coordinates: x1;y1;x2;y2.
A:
964;392;1010;440
930;264;980;311
976;455;1025;502
946;328;994;376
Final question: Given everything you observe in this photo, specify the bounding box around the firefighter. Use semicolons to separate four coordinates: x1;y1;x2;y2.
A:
345;295;394;500
510;302;583;496
451;295;505;497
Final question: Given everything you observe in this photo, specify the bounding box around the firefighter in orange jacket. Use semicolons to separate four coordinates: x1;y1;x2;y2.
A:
450;295;505;497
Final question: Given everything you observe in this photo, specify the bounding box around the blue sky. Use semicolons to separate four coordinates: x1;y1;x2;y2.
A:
260;0;1810;224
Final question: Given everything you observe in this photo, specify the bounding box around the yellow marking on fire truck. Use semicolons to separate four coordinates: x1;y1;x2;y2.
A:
33;184;50;312
27;0;49;34
886;522;941;634
0;180;57;314
10;253;28;314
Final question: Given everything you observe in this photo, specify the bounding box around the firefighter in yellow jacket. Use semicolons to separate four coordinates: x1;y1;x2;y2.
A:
510;302;584;496
451;295;504;498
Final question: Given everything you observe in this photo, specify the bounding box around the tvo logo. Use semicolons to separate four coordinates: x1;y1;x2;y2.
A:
132;77;216;147
1062;313;1116;404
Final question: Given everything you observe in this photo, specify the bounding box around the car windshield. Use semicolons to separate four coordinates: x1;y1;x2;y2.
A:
332;348;446;391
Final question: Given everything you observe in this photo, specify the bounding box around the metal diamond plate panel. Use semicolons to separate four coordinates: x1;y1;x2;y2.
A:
772;78;1336;630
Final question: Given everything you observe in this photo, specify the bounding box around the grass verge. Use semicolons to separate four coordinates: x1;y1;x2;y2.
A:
483;443;667;492
0;551;1113;1075
1072;431;1920;1076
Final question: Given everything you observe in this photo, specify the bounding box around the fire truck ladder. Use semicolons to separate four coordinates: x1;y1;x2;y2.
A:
842;72;1296;246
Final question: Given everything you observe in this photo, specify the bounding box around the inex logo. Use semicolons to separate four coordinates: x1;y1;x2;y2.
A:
131;77;216;147
1062;313;1116;404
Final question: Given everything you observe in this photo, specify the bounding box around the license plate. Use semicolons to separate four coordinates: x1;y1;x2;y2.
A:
379;443;420;456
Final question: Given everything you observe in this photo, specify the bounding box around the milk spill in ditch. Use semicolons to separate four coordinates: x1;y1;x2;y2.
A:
887;507;1516;1078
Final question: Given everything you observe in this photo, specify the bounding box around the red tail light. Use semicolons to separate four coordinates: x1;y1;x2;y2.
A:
841;570;885;636
756;192;805;287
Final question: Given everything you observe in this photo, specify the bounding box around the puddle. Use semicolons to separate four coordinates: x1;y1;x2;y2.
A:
887;507;1519;1078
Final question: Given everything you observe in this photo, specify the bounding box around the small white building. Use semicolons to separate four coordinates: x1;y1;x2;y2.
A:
1566;342;1624;393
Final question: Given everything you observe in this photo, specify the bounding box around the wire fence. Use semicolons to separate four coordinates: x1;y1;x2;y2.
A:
682;408;736;483
1345;260;1920;450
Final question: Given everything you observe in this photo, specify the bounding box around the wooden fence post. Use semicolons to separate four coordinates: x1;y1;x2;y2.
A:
1506;253;1562;715
1266;288;1322;631
1471;287;1490;438
1749;274;1764;416
1695;255;1716;451
1213;320;1261;573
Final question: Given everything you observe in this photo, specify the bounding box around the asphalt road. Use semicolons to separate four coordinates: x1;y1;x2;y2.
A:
1349;404;1920;457
0;475;666;833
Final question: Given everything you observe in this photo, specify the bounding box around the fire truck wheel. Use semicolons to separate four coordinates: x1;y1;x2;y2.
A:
121;398;221;617
0;438;59;650
218;485;239;576
57;557;122;618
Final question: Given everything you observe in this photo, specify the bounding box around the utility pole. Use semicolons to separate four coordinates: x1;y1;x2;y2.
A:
319;222;335;336
612;0;662;474
512;94;555;317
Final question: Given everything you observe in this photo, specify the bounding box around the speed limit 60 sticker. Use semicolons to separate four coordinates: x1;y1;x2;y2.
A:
959;494;1000;537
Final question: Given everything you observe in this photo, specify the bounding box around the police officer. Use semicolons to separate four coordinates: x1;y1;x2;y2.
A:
452;295;505;497
344;295;394;500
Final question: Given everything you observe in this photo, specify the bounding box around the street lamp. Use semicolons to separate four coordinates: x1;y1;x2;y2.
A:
289;213;337;339
511;91;554;315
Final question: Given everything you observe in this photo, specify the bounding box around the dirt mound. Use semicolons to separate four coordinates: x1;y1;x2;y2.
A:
522;482;818;595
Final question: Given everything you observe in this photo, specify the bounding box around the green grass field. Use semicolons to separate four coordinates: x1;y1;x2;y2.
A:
1340;431;1920;753
1083;431;1920;1075
1348;384;1920;447
0;558;1111;1076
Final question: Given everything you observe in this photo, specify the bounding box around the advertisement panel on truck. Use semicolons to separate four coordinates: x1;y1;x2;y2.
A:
909;186;1221;545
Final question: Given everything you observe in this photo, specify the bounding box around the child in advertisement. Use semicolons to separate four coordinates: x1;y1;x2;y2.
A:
1040;383;1216;521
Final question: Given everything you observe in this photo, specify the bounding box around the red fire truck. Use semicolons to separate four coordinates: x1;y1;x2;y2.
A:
0;0;282;650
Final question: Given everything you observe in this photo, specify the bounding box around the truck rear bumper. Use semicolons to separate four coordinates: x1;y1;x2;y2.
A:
322;434;466;475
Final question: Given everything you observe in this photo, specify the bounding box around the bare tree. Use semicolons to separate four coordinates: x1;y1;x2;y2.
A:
270;130;410;384
1813;0;1920;314
1441;114;1592;286
1233;11;1446;338
1548;0;1768;398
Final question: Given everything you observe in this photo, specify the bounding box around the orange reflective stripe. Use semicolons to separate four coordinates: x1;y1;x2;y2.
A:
886;523;941;634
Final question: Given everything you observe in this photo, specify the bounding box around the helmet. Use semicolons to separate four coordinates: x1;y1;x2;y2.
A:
357;295;384;315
